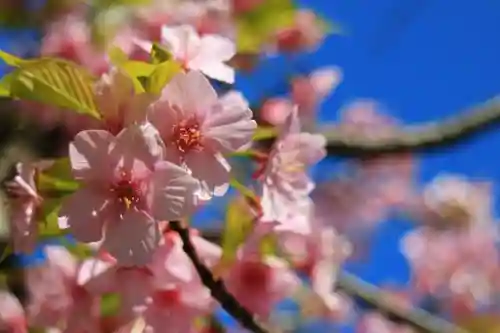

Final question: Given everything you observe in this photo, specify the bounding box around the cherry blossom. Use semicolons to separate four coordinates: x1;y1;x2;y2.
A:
274;9;326;53
0;291;26;333
223;223;301;319
401;225;500;315
94;68;155;135
259;108;326;222
413;173;494;229
41;12;109;75
58;125;200;265
261;66;342;127
5;162;42;254
26;245;101;332
158;25;236;83
148;70;256;198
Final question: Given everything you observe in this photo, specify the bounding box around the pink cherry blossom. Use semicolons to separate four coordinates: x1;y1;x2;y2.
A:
94;68;155;135
259;108;326;222
26;245;101;332
311;101;416;234
266;200;353;319
412;173;494;229
5;162;42;254
261;67;342;127
274;10;326;53
58;125;200;265
224;224;300;319
148;70;256;198
41;13;109;76
0;291;26;333
401;225;500;314
291;66;342;119
159;25;236;83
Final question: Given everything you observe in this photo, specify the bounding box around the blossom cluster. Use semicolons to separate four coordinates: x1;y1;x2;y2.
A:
0;1;499;333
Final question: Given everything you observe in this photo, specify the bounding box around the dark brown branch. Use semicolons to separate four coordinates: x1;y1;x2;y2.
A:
337;271;469;333
323;96;500;157
169;221;268;333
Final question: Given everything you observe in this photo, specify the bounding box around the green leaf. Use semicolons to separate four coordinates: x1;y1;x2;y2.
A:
0;245;12;265
38;197;65;239
37;158;79;195
235;0;297;53
3;54;100;118
108;46;129;65
229;178;258;202
0;73;14;96
221;197;254;261
150;43;173;64
0;50;26;67
101;293;121;317
253;126;278;140
147;60;182;94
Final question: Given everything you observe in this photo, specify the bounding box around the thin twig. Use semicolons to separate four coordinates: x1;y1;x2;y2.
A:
169;221;268;333
337;271;470;333
323;96;500;157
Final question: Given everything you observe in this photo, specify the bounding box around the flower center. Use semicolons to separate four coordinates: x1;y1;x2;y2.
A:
172;118;203;155
153;288;181;308
110;170;143;209
240;261;271;290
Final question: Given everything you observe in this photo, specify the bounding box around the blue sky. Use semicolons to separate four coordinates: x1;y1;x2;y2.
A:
1;0;500;330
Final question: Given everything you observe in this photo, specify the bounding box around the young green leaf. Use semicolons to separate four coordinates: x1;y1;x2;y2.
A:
37;158;80;195
147;60;182;94
8;58;100;118
221;197;254;261
150;43;173;64
253;126;278;140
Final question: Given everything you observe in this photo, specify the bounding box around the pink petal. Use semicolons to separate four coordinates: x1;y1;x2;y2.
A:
190;35;235;83
185;151;230;197
160;71;218;118
198;62;235;84
44;245;77;278
152;240;195;284
279;106;301;138
202;91;256;153
58;188;110;242
69;130;115;182
103;210;160;266
309;66;342;99
111;124;164;174
197;34;236;62
77;259;116;294
10;200;37;254
161;25;201;61
149;161;199;221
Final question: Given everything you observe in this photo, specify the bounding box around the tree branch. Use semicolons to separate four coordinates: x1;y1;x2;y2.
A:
323;96;500;157
169;221;269;333
336;271;470;333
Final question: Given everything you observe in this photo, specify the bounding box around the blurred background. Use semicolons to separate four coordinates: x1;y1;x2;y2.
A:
1;0;500;332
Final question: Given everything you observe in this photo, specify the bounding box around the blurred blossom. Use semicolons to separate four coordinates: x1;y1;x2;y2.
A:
273;9;326;53
312;101;416;234
25;245;101;332
401;222;500;315
261;66;343;127
0;291;26;333
410;173;494;229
